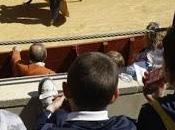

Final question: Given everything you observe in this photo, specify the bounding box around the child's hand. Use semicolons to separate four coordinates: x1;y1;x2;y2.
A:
46;93;65;113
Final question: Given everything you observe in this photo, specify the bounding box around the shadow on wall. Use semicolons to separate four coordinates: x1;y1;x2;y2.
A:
0;53;12;78
0;3;66;26
20;97;42;130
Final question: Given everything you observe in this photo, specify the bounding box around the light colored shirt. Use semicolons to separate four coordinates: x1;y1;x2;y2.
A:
0;110;26;130
34;62;45;67
66;110;109;121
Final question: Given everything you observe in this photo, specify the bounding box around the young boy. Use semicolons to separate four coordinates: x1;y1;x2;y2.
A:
106;51;134;82
36;52;136;130
126;22;165;82
106;51;125;68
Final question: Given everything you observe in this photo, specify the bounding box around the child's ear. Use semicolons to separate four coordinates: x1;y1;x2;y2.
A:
110;88;119;104
62;82;72;98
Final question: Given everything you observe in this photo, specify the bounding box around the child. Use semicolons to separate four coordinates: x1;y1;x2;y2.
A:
128;22;165;82
135;22;160;63
146;31;165;69
36;52;136;130
106;51;134;82
137;26;175;130
136;22;165;69
106;51;125;68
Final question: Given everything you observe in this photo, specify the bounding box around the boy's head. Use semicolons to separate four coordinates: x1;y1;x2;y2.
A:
64;52;119;111
106;51;125;68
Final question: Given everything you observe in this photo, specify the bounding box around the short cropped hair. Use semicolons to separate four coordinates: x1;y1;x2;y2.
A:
163;27;175;83
106;51;125;67
67;52;119;111
29;43;47;63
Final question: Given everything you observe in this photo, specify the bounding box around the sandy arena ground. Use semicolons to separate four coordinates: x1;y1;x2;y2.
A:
0;0;175;51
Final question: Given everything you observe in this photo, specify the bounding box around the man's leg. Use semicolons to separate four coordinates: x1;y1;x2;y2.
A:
49;0;60;23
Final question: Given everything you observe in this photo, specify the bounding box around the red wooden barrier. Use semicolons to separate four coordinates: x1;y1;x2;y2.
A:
0;35;147;78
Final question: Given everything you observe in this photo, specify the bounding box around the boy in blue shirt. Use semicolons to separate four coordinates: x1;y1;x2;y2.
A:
36;52;136;130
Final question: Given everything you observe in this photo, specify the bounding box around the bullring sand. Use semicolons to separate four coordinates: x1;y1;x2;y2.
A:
0;0;175;51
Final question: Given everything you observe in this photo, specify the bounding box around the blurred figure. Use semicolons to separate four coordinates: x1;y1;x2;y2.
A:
135;22;166;69
146;30;165;69
130;22;166;82
137;27;175;130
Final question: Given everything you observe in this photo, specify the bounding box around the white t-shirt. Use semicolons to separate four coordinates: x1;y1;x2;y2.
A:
0;110;26;130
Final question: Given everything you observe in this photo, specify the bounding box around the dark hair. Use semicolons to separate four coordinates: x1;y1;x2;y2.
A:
163;27;175;83
67;52;119;111
29;43;47;63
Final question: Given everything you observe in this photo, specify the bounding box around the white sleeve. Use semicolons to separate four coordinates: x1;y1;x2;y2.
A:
0;110;26;130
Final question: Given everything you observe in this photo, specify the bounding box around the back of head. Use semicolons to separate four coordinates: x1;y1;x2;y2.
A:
163;27;175;83
67;52;118;111
29;43;47;63
106;51;125;67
